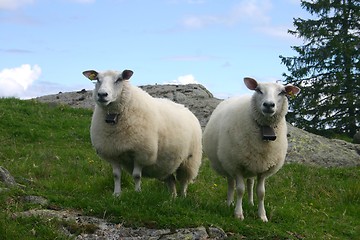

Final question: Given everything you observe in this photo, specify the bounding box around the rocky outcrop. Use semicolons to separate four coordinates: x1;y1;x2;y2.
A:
33;84;221;129
15;209;227;240
13;209;227;239
34;89;94;110
287;124;360;167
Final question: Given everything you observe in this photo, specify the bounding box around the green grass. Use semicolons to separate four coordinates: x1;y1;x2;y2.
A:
0;98;359;239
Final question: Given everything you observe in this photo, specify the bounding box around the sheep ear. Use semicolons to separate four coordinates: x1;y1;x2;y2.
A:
285;84;301;96
83;70;98;81
244;77;258;90
122;70;133;80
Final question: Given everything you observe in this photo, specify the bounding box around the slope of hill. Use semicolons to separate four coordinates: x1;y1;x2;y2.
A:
0;98;359;239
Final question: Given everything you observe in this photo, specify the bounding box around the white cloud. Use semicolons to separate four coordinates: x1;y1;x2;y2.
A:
0;64;42;98
165;74;199;85
0;0;34;10
228;0;271;25
180;0;303;42
182;0;271;29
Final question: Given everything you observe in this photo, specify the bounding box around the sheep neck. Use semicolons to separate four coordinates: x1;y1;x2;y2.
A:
251;108;280;128
251;111;278;141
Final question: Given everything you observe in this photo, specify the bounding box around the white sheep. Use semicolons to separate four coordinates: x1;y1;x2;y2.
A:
203;77;300;222
83;69;202;197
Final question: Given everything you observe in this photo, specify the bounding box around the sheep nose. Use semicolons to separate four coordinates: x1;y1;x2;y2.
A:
263;101;275;109
98;92;108;98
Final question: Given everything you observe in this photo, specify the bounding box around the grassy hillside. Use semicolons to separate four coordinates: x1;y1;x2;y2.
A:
0;98;359;239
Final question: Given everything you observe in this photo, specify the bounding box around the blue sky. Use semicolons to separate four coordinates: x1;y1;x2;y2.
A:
0;0;308;99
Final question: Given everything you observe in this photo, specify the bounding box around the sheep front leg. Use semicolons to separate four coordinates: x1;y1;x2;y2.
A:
227;177;235;206
257;175;268;222
247;178;255;206
111;163;122;197
234;174;245;220
133;161;142;192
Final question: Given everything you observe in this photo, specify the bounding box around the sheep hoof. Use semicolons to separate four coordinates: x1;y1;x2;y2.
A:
113;192;121;197
135;186;141;192
171;192;178;198
234;213;244;221
260;215;268;222
134;176;141;192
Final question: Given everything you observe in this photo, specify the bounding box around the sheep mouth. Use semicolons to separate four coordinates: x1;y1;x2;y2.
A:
97;98;110;105
262;109;275;116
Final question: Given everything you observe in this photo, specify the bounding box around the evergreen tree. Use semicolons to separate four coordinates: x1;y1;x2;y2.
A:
280;0;360;138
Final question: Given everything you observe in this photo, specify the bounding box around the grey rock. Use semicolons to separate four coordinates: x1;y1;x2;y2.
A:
34;90;94;110
22;195;49;206
14;209;227;240
33;84;221;129
0;166;17;187
286;124;360;167
207;226;227;239
141;84;220;129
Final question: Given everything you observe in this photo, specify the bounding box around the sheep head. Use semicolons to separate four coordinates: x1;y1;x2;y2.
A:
244;77;300;123
83;69;133;106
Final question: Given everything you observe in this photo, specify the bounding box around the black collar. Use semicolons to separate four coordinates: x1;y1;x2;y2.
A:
105;113;119;124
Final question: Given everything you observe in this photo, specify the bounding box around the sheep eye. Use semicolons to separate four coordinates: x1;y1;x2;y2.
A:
115;77;122;83
255;88;263;94
279;90;286;96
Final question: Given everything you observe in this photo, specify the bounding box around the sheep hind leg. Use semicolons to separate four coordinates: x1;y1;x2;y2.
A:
179;180;189;197
132;162;142;192
234;174;246;220
247;178;255;206
257;175;268;222
227;177;235;206
165;174;177;198
111;163;122;197
176;166;190;197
